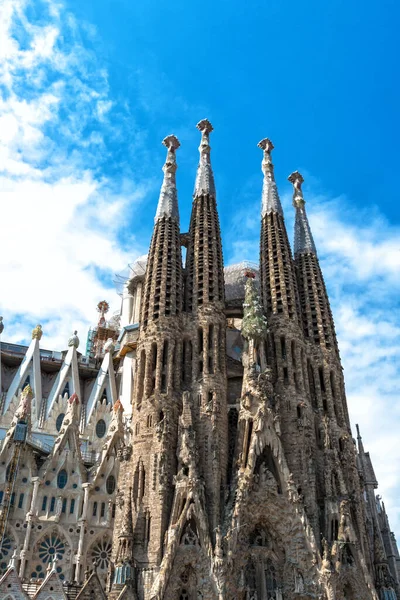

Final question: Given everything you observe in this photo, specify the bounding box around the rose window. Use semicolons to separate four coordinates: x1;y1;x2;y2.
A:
38;535;66;564
0;536;13;574
91;538;112;571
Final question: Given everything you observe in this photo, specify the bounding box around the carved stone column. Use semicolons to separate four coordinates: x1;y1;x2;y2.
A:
19;476;40;578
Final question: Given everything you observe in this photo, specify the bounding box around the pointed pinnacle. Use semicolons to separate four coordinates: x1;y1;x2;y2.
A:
258;137;283;216
162;134;180;153
290;171;317;256
155;135;180;222
258;138;274;154
288;170;305;208
194;119;216;198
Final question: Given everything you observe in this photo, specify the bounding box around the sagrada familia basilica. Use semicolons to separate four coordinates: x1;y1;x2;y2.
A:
0;121;399;600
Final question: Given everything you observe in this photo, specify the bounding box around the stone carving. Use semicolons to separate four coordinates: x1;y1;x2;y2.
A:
32;323;43;340
68;330;80;348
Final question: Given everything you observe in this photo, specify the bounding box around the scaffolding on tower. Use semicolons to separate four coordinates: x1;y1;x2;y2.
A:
86;301;120;360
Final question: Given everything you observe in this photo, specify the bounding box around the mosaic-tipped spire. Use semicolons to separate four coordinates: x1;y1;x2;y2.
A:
258;138;283;216
194;119;216;198
288;171;317;256
154;135;180;222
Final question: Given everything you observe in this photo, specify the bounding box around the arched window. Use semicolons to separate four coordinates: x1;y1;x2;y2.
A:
42;496;48;512
100;502;106;518
93;502;98;517
147;414;153;428
56;413;65;432
57;470;68;489
62;381;70;397
135;422;140;435
96;419;106;438
106;475;116;494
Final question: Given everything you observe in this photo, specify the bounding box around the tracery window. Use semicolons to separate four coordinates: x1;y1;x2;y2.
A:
56;413;65;432
96;419;106;438
91;537;112;572
106;475;116;494
0;536;13;575
57;470;68;489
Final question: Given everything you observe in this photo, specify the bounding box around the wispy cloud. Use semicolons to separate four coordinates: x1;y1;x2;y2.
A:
225;178;400;538
0;0;148;350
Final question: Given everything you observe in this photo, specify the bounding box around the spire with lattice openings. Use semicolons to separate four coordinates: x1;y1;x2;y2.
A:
141;135;183;328
288;171;338;351
289;170;317;256
258;139;300;321
186;119;224;312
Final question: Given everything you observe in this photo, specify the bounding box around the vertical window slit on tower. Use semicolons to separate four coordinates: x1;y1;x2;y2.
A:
208;324;214;373
319;367;326;393
330;372;336;398
150;343;157;393
280;336;287;360
198;327;204;375
308;361;317;408
283;367;289;385
137;349;146;404
161;340;168;392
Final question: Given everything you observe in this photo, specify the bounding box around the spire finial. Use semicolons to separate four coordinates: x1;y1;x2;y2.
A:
194;119;216;198
258;138;283;216
288;171;317;256
288;170;305;208
155;135;180;222
32;324;43;340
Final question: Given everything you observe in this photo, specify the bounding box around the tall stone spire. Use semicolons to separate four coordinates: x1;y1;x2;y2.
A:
184;120;227;536
258;138;283;216
140;135;183;328
288;171;338;353
289;170;317;256
258;138;300;321
186;119;224;311
155;135;180;222
194;119;216;198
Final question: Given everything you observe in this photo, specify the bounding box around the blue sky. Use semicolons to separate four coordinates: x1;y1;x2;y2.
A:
1;0;399;537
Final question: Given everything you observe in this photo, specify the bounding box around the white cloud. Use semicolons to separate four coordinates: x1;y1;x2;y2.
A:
0;0;145;350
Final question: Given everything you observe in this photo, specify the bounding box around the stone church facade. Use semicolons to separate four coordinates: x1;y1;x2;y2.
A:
0;121;399;599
